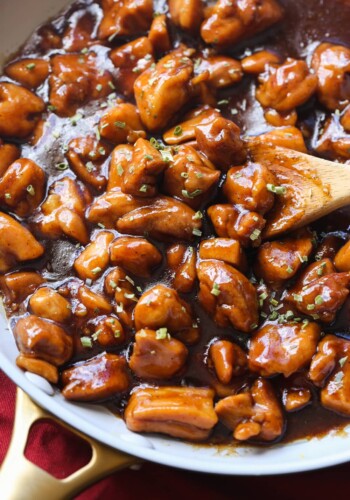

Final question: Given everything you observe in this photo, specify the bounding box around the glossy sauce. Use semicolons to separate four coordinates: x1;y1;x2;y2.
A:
1;0;350;445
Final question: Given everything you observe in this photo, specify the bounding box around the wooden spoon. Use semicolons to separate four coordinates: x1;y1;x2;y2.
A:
248;140;350;239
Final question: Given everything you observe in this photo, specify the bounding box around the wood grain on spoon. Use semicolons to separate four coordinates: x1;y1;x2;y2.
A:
248;140;350;239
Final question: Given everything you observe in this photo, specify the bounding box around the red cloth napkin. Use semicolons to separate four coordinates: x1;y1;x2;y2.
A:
1;369;349;500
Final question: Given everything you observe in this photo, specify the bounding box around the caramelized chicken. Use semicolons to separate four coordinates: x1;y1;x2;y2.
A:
16;355;58;384
34;177;91;244
148;14;171;54
49;53;113;116
215;378;284;441
209;340;247;384
62;353;130;401
0;212;44;273
0;158;46;217
197;259;259;332
130;328;188;379
311;42;350;111
98;102;146;144
169;0;203;33
91;316;125;347
98;0;153;40
309;335;350;416
0;83;45;138
14;315;73;366
195;116;246;170
109;37;154;97
196;56;243;89
0;272;44;311
241;50;280;74
248;322;320;377
107;144;133;191
29;287;72;323
110;236;162;277
125;386;218;440
0;140;20;177
256;58;318;112
163;106;220;145
5;58;50;89
253;126;307;153
223;162;277;214
74;231;114;280
334;240;350;272
199;238;246;271
104;266;137;328
166;243;197;293
254;230;314;284
162;144;220;208
200;0;283;48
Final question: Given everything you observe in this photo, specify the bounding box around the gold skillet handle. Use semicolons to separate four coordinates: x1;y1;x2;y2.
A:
0;389;140;500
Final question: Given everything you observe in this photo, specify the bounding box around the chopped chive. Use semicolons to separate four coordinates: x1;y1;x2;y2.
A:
115;121;126;128
211;283;221;296
86;161;94;172
26;62;36;70
97;222;105;229
193;211;203;220
250;229;261;241
139;184;148;192
4;193;11;199
173;125;183;136
26;185;35;196
156;327;168;340
339;356;348;367
117;164;124;176
110;280;117;289
56;162;68;170
307;304;316;310
315;295;324;305
267;184;287;195
108;81;116;90
96;83;103;92
144;154;154;160
81;336;92;348
192;228;202;237
293;294;303;302
92;267;102;275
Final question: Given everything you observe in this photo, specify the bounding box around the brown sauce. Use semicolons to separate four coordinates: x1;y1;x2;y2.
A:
1;0;350;446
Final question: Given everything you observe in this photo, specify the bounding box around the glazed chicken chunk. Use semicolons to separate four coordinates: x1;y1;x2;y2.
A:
248;322;320;377
197;259;259;333
110;236;162;277
200;0;283;48
209;340;247;384
125;386;218;440
215;378;284;442
98;0;153;40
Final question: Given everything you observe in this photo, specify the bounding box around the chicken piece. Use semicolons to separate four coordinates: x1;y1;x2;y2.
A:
116;196;202;242
315;235;344;262
253;126;307;153
197;259;258;332
148;14;171;54
13;315;73;366
62;353;130;402
196;56;243;88
36;25;62;51
74;231;114;281
5;58;50;89
104;267;137;328
134;284;194;332
209;340;247;384
163;106;220;145
0;141;20;177
311;43;350;111
0;82;45;138
248;322;320;377
98;102;146;144
335;240;350;272
195;116;246;170
98;0;153;40
199;238;246;271
0;158;46;217
169;0;203;33
35;177;91;244
207;204;266;247
0;212;44;273
129;328;188;379
67;136;112;191
121;138;167;197
110;236;162;277
125;386;218;440
256;58;318;113
87;188;150;228
282;387;311;412
287;272;350;323
29;287;72;323
62;9;96;52
76;285;113;316
309;335;350;416
91;316;125;347
315;116;350;161
241;50;281;74
223;162;277;214
200;0;283;48
110;37;154;96
0;272;44;311
162;144;220;208
108;144;133;190
49;53;113;117
134;47;204;131
167;244;197;293
16;355;58;384
296;258;336;287
254;230;314;284
215;378;284;441
263;108;298;127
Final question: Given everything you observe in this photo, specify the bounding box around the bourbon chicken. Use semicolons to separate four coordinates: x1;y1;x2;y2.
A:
2;0;350;448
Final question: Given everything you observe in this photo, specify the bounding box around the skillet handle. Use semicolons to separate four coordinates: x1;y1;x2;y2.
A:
0;388;140;500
